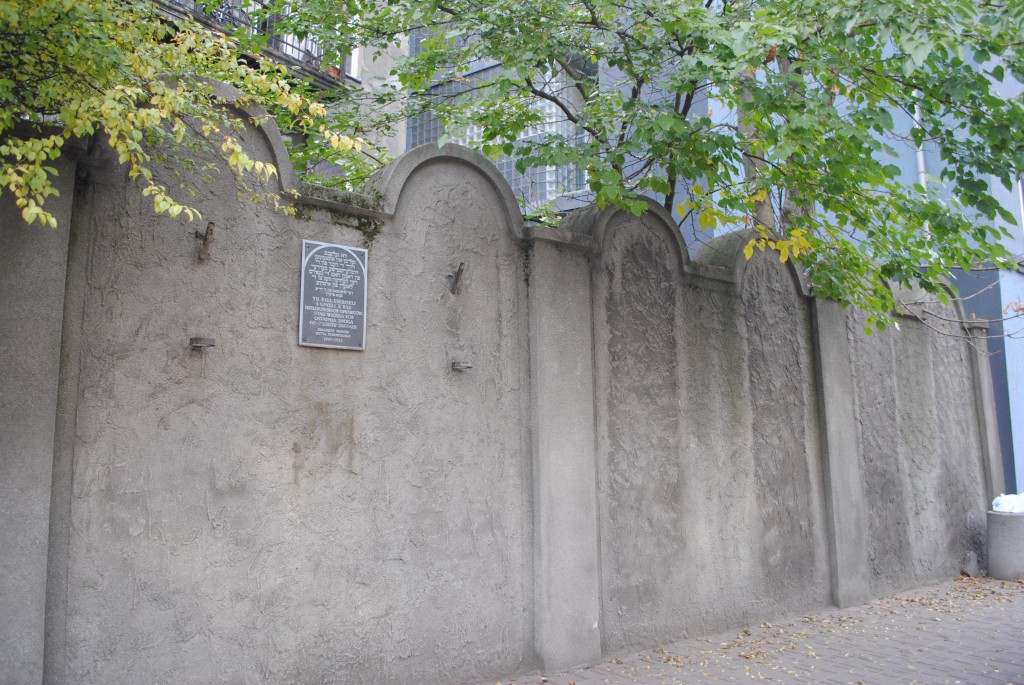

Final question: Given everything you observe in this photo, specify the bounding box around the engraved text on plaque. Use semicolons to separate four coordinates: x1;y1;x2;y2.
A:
299;240;368;350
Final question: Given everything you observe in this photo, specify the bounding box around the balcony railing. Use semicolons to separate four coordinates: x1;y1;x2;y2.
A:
156;0;353;84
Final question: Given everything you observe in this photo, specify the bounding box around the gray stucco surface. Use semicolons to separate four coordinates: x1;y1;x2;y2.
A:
0;156;75;684
0;94;1005;684
595;216;687;650
740;254;830;611
41;133;533;684
848;308;988;596
593;217;830;653
527;239;602;672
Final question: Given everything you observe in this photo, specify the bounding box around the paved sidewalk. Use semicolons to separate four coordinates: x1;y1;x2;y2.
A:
493;577;1024;685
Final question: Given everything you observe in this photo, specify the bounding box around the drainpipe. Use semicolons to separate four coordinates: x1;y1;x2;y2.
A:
913;93;934;251
1017;179;1024;235
914;96;927;190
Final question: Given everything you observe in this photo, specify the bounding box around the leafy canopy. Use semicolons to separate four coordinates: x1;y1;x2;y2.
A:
0;0;358;227
280;0;1024;327
5;0;1024;327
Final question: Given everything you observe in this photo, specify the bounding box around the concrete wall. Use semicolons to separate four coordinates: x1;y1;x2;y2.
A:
0;93;1004;684
848;304;991;596
31;127;535;684
586;212;830;653
0;155;76;684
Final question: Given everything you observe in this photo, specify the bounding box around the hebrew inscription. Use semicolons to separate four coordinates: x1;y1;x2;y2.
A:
299;240;367;350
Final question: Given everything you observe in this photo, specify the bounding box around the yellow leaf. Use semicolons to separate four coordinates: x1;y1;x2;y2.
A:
698;210;717;230
743;239;756;260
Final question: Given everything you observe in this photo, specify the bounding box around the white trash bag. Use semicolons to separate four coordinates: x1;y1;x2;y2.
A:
992;493;1024;513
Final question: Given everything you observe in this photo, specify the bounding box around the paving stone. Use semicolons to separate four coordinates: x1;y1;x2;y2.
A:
480;578;1024;685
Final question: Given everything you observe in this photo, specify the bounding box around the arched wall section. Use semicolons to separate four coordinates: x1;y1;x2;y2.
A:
342;146;535;682
738;252;830;610
591;210;688;650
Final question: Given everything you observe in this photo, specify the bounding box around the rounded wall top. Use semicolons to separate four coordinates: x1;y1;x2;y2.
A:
366;144;525;240
694;229;811;297
197;78;300;196
560;198;689;265
889;279;973;328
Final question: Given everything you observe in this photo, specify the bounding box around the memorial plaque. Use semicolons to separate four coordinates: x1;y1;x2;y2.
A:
299;240;368;350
